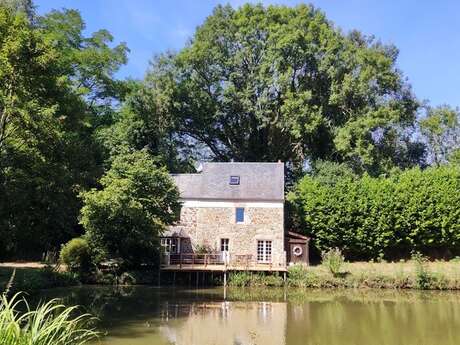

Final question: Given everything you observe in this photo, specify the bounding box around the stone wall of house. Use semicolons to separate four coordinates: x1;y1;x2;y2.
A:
171;204;285;266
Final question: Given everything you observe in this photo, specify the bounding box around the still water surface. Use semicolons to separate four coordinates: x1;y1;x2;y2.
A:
38;286;460;345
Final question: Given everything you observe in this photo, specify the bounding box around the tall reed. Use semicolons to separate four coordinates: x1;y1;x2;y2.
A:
0;293;99;345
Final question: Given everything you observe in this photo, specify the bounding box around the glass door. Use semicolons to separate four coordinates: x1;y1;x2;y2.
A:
257;240;272;263
221;238;229;263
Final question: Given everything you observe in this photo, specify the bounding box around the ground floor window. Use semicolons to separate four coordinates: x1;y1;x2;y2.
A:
257;240;272;263
161;237;179;254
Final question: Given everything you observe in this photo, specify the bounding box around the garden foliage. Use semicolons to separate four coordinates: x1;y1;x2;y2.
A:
60;238;92;273
80;151;181;266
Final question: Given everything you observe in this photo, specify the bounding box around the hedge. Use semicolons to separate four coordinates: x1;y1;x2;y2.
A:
288;165;460;260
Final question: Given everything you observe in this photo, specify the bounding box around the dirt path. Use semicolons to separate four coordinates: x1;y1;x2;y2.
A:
0;262;47;269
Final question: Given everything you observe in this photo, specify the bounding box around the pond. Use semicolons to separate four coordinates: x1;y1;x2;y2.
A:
37;286;460;345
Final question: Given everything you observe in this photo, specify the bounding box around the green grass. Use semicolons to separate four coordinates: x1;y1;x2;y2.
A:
0;293;98;345
288;260;460;290
228;272;284;287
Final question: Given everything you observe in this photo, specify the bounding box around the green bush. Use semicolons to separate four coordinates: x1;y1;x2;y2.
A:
80;151;181;267
9;267;79;294
60;238;92;272
288;165;460;260
228;272;284;287
322;248;345;276
228;272;252;287
287;265;308;287
412;253;437;290
287;265;322;288
251;273;284;287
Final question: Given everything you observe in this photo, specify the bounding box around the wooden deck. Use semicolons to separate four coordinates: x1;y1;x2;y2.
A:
161;253;287;272
161;264;287;272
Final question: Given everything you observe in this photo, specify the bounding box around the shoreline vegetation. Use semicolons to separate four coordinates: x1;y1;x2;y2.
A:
0;267;78;295
3;254;460;294
230;250;460;290
0;293;98;345
228;250;460;290
287;259;460;290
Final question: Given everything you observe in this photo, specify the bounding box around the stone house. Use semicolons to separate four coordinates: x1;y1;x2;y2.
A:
161;162;288;269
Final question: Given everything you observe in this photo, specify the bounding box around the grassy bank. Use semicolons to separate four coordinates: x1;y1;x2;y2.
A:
4;259;460;292
0;266;79;295
228;259;460;290
289;260;460;290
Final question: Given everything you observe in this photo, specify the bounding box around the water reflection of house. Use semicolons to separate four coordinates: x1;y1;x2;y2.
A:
159;301;287;345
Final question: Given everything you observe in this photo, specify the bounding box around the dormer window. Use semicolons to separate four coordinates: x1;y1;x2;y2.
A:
229;175;240;185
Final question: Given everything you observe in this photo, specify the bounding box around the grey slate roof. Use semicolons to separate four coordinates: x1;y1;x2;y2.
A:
172;162;284;201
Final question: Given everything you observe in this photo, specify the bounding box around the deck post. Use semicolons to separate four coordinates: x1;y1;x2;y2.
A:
196;271;199;287
223;271;227;287
283;271;287;286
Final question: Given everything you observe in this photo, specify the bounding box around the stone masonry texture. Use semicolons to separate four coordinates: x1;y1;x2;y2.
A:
169;205;285;266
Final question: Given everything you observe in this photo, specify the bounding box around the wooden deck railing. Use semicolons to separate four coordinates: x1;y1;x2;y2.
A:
162;253;286;270
167;253;225;268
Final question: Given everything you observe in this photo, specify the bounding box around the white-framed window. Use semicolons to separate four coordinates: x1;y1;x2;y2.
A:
235;207;245;223
257;240;272;263
221;238;229;252
161;237;179;254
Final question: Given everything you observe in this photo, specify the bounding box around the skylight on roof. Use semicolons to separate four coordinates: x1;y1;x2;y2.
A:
229;175;240;185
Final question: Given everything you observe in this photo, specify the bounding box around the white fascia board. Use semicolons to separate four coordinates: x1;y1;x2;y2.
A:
180;199;284;208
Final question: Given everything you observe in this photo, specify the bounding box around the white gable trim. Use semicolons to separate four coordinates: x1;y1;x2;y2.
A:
181;199;283;208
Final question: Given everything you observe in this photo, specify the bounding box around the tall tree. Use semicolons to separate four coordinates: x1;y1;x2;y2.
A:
38;9;128;112
1;0;35;20
419;105;460;166
0;4;128;258
96;81;195;172
0;5;68;256
145;4;420;175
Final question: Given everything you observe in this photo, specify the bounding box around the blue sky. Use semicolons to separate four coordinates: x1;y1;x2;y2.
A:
35;0;460;107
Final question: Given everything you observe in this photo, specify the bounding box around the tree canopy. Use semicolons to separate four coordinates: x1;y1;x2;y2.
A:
419;105;460;166
80;151;181;266
144;4;421;175
0;5;127;258
0;1;458;262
